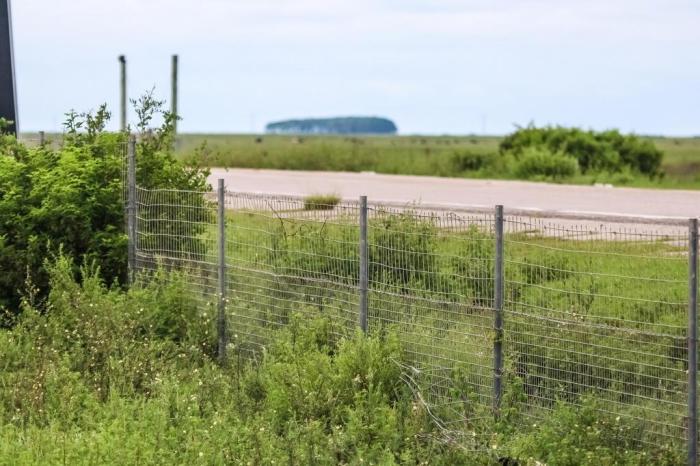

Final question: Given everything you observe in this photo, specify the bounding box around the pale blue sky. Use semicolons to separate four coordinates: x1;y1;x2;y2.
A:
12;0;700;135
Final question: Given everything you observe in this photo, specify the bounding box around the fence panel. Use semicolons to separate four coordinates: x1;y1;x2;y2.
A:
363;203;496;445
503;216;689;453
135;187;218;307
223;193;361;359
129;184;695;458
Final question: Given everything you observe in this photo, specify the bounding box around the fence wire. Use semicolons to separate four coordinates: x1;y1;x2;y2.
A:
130;185;695;456
135;187;218;308
364;203;496;447
224;192;361;359
503;217;689;451
17;132;55;149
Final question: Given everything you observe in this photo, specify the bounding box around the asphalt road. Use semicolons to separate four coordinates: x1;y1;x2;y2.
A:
209;168;700;222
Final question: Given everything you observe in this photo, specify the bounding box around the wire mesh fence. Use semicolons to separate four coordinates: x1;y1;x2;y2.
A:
17;132;60;150
128;180;697;458
364;203;496;446
135;187;218;308
503;216;689;452
224;192;362;359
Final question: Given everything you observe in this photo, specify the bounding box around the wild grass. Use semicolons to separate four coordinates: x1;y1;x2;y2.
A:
168;133;700;189
0;252;685;464
0;257;481;465
178;134;503;177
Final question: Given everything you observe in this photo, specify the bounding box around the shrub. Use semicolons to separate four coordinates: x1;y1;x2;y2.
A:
611;132;664;176
501;125;663;176
267;218;359;286
450;150;497;172
513;147;579;180
517;249;572;285
0;93;209;314
303;194;341;211
370;212;438;291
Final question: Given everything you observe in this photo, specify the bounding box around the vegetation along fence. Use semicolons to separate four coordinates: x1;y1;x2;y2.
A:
124;139;699;461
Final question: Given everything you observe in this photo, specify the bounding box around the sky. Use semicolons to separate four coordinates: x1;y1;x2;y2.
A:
10;0;700;135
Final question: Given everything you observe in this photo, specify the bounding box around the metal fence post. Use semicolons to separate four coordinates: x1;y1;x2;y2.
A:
494;205;505;417
689;218;698;466
359;196;369;333
0;0;19;136
118;55;127;132
127;135;136;284
171;54;178;134
217;179;228;364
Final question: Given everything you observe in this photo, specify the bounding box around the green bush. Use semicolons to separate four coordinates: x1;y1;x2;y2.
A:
501;125;664;177
450;150;498;172
513;147;579;180
370;212;438;291
0;94;209;314
266;218;359;290
265;210;442;293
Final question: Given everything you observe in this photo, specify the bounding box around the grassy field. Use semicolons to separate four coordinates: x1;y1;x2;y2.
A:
232;201;690;460
169;133;700;189
655;137;700;184
20;132;700;187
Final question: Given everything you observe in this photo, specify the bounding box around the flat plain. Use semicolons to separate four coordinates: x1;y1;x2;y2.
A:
171;133;700;189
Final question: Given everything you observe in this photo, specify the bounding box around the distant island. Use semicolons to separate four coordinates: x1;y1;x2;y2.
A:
266;117;398;135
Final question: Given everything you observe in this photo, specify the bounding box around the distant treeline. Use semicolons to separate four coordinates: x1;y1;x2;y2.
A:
266;117;397;135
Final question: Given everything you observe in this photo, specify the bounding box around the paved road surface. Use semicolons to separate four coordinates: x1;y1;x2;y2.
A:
209;168;700;222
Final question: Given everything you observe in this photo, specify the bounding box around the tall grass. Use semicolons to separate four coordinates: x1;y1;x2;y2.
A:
175;133;700;188
1;251;686;464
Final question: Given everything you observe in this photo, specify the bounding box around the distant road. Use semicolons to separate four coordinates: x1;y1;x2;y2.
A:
209;168;700;222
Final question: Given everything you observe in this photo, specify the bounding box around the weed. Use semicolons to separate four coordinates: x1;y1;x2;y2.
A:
303;194;341;211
